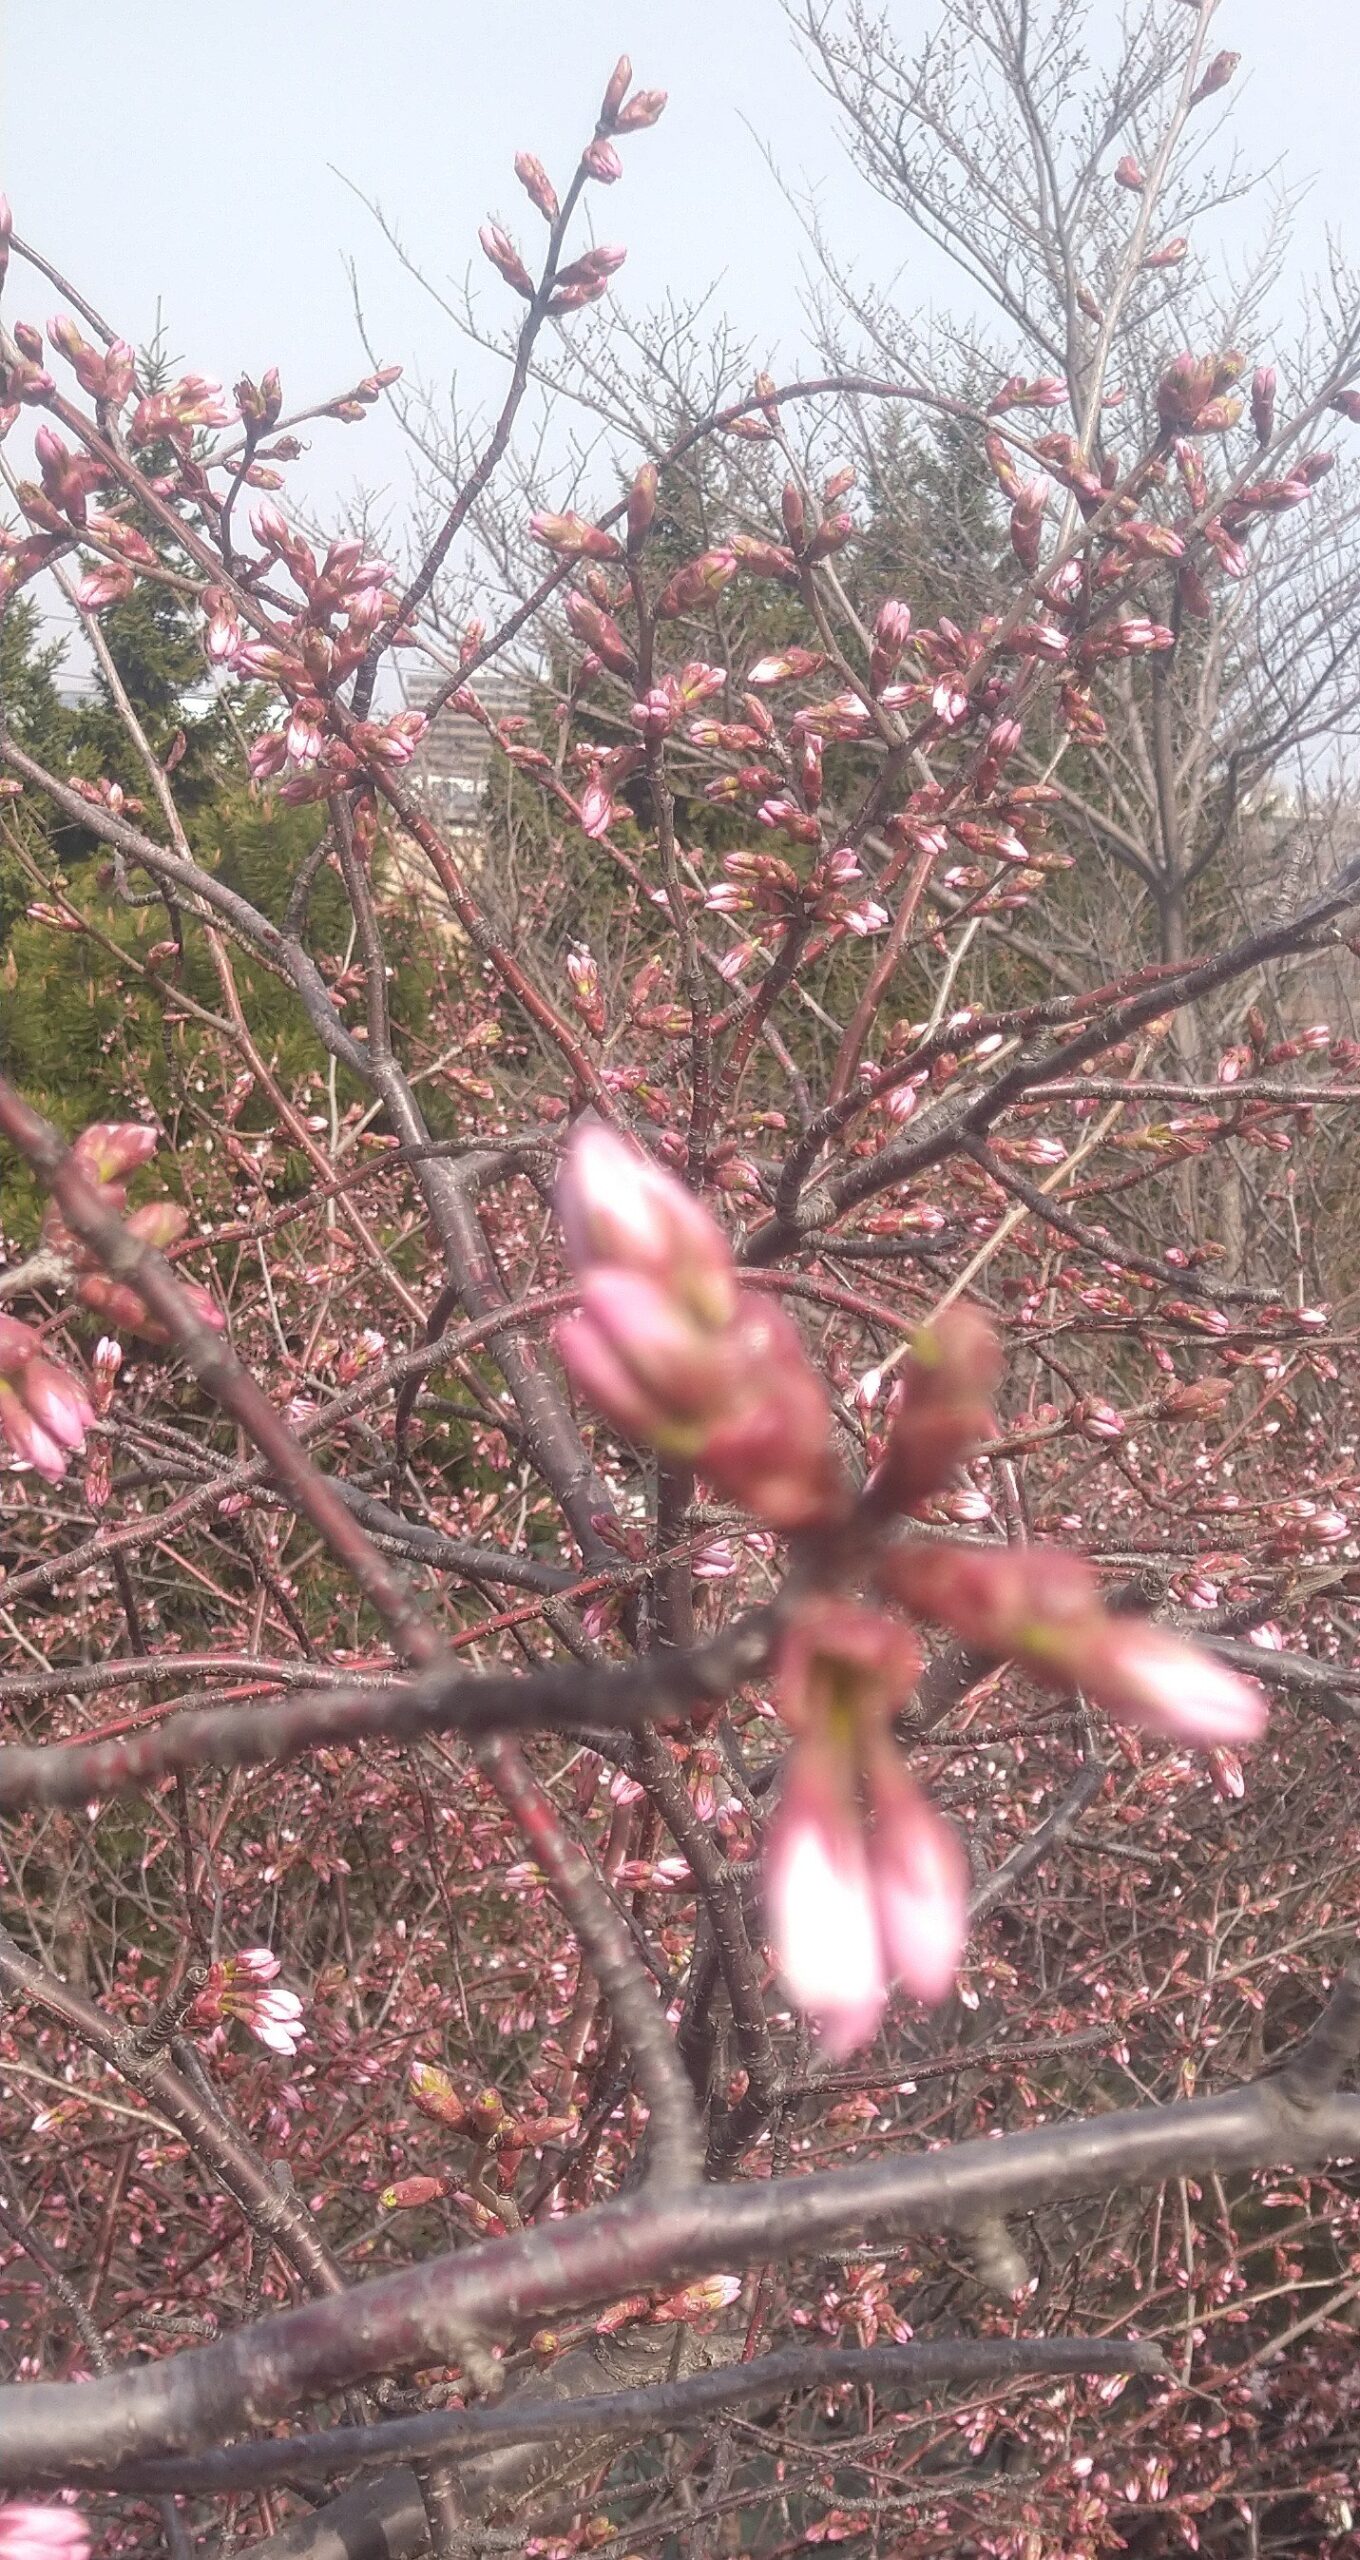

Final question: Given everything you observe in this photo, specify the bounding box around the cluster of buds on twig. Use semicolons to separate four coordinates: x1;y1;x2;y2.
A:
479;64;662;318
554;1123;849;1529
38;1121;224;1340
193;1948;304;2056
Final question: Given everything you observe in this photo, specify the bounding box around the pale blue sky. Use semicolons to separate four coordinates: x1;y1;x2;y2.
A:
2;0;1358;631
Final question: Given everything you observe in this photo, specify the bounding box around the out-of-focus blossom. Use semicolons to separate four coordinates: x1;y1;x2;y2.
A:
0;2509;90;2560
0;1318;94;1484
882;1541;1266;1747
766;1600;967;2056
865;1307;1002;1514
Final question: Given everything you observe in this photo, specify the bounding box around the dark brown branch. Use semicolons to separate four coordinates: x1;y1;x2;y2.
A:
3;2062;1356;2481
98;2336;1168;2496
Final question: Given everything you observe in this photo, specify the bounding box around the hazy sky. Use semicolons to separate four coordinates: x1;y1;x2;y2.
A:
3;0;1358;652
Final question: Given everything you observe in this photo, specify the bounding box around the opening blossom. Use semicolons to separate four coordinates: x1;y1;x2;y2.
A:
198;1948;305;2056
765;1600;968;2060
554;1122;848;1530
0;2515;89;2560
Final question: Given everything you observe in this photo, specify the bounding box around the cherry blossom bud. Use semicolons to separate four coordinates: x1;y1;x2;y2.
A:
124;1201;191;1251
747;647;827;687
599;53;633;129
652;2274;741;2321
1114;154;1145;190
882;1542;1265;1747
614;87;667;132
381;2175;448;2210
1250;365;1276;445
867;1307;1002;1512
76;559;134;611
0;2511;90;2560
555;1124;845;1527
408;2062;470;2130
205;1951;304;2054
579;775;614;837
565;944;605;1035
479;224;535;299
531;511;622;561
583;136;623;183
70;1120;159;1185
554;245;627;293
556;1123;737;1327
766;1742;886;2059
654;549;737;618
1190;50;1239;106
864;1743;968;2006
1143;238;1188;270
627;461;658;548
869;599;912;692
514;152;559;223
91;1335;122;1417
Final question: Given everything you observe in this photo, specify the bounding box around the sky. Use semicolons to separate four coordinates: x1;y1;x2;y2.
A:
2;0;1359;666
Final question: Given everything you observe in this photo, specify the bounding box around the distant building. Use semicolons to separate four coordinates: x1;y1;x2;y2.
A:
401;661;531;844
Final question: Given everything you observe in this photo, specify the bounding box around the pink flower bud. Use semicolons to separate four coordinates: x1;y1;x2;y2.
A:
578;775;615;837
1251;366;1276;444
866;1308;1002;1513
655;550;737;619
514;151;559;223
556;1123;737;1328
91;1335;122;1416
864;1745;968;2006
627;461;658;548
381;2176;447;2211
1114;154;1145;190
1143;237;1188;270
747;647;827;687
70;1120;159;1185
75;559;134;611
583;136;623;183
599;53;633;128
531;510;622;561
555;1126;845;1528
882;1542;1266;1748
766;1743;887;2059
1190;49;1239;106
614;87;667;132
479;224;535;299
652;2274;741;2321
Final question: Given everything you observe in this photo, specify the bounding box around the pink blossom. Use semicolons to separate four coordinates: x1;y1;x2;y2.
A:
204;1949;305;2055
0;2509;90;2560
0;1318;94;1484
